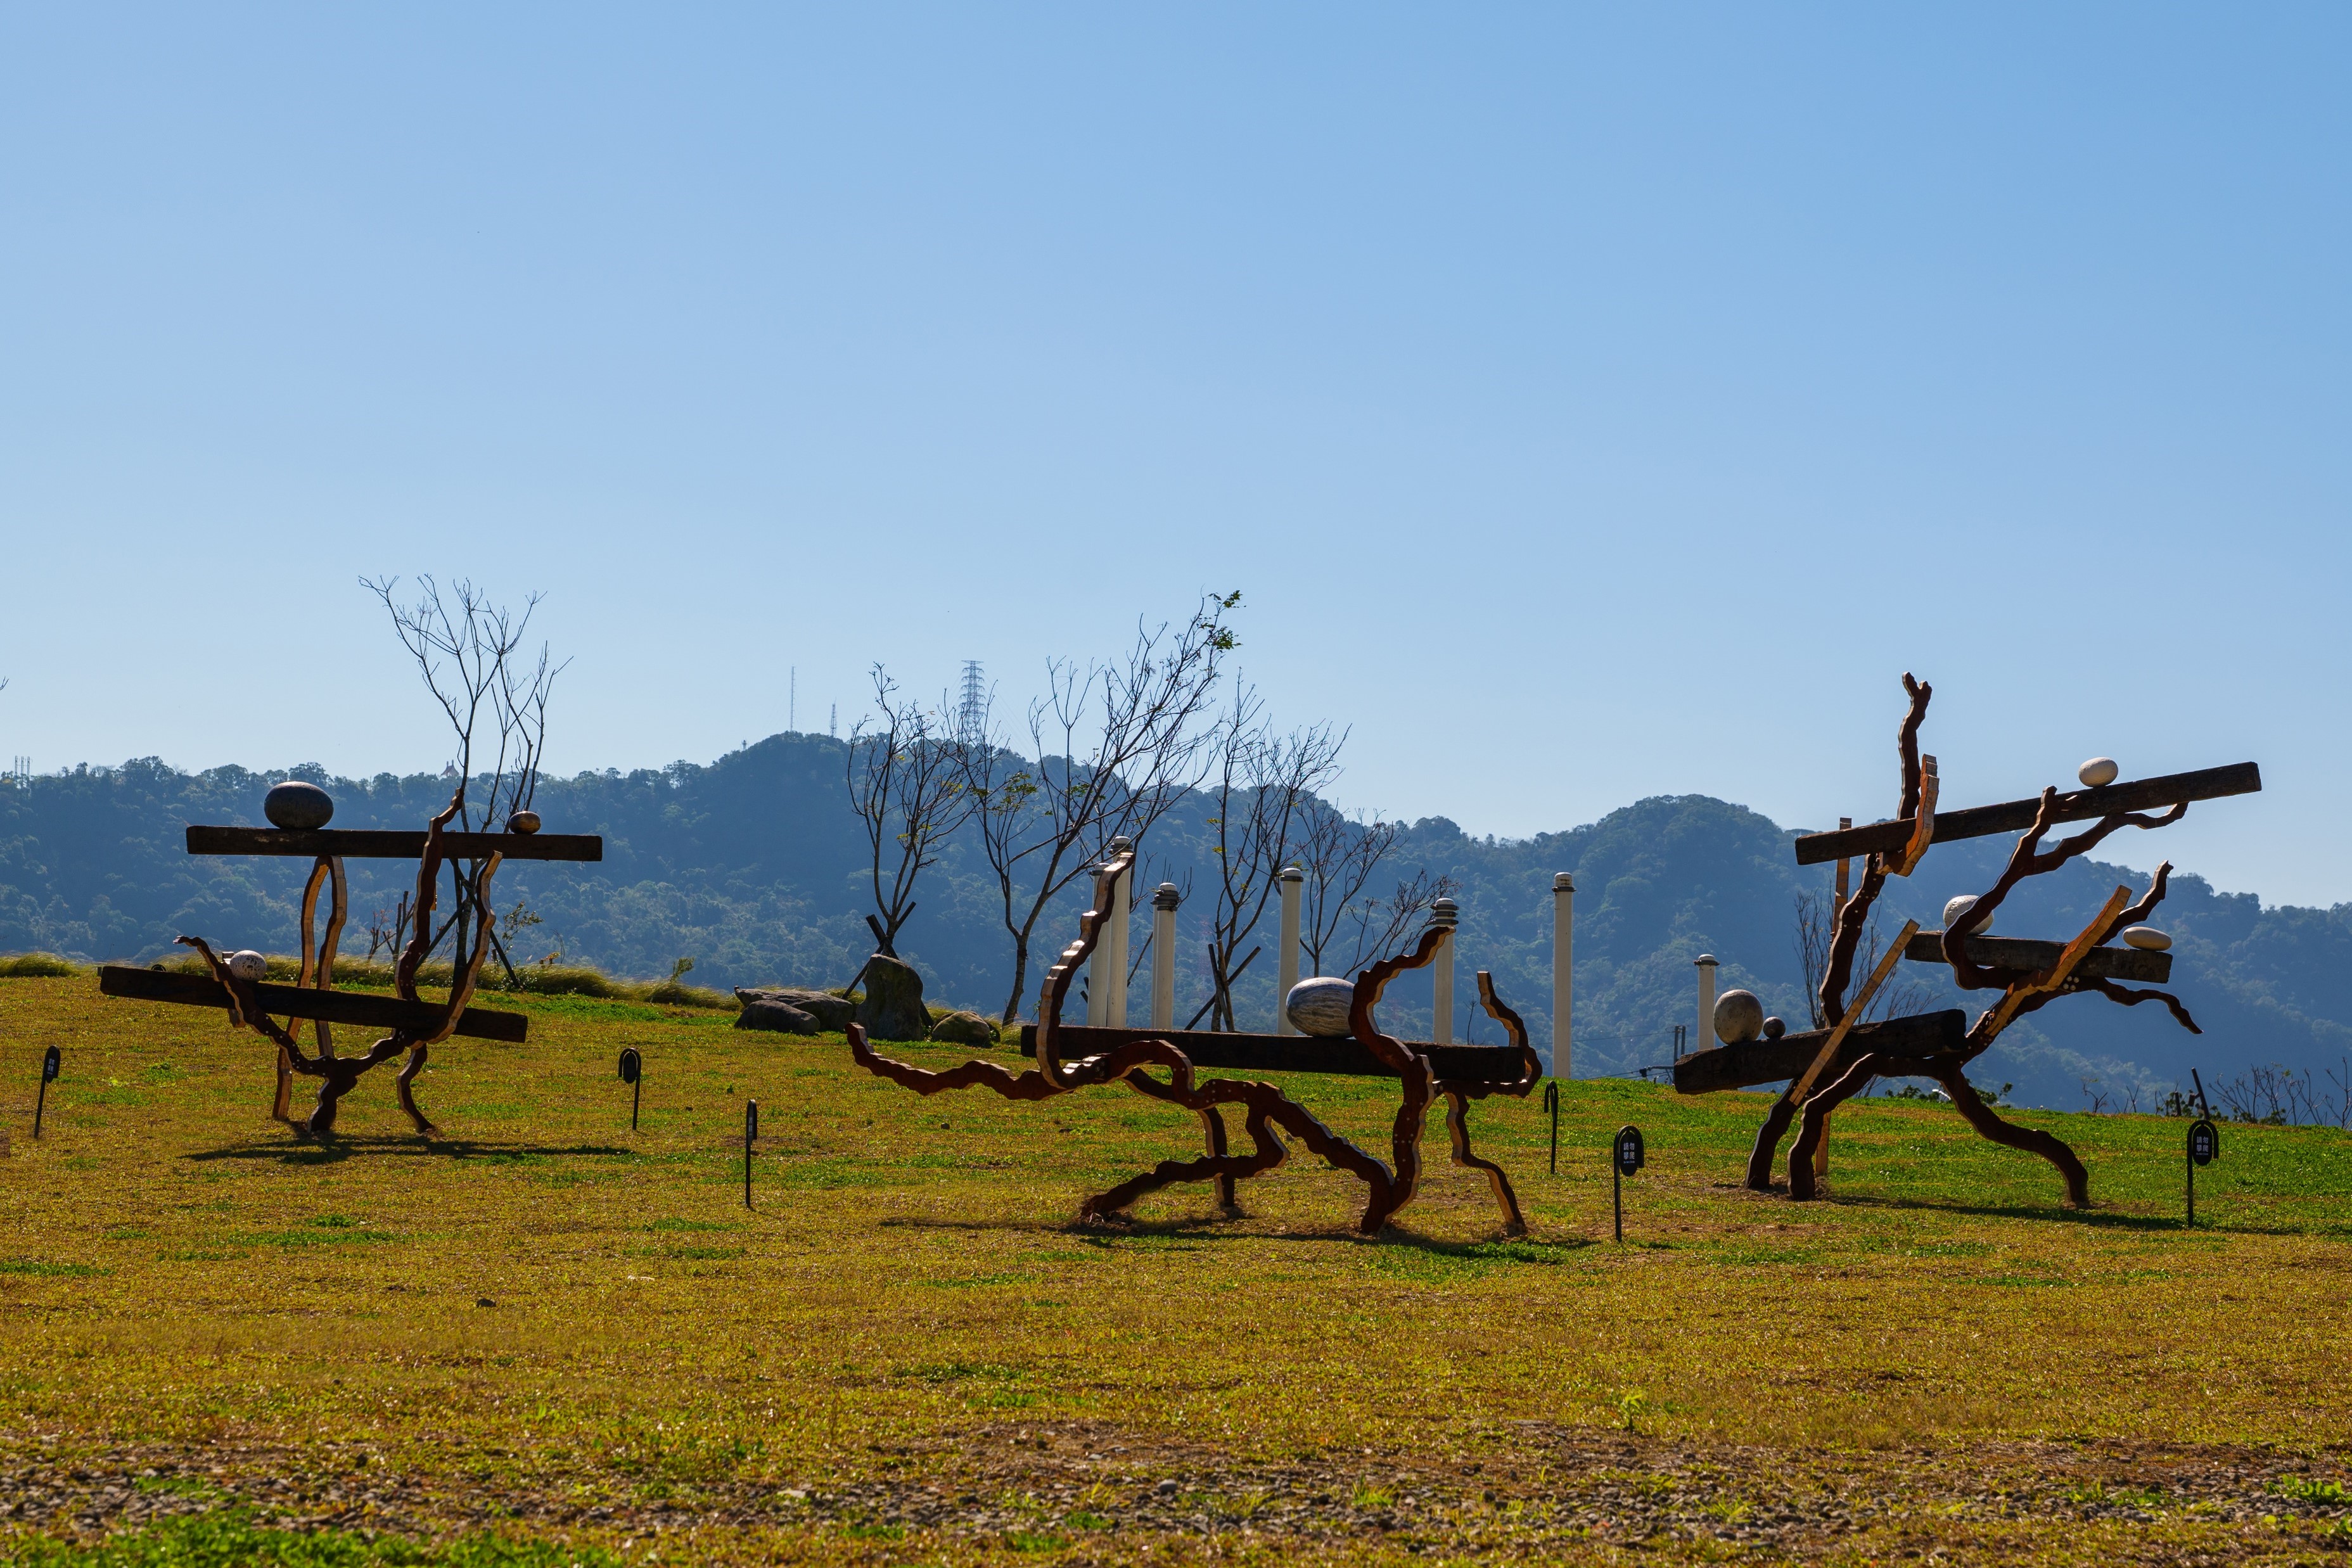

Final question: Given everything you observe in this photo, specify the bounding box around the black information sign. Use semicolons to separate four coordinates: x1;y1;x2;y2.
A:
743;1099;759;1209
618;1047;643;1131
1542;1080;1560;1174
34;1045;61;1139
1612;1123;1645;1242
2185;1116;2219;1227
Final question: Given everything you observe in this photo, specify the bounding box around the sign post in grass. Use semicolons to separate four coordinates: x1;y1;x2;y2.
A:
1613;1124;1645;1242
34;1045;60;1139
618;1048;642;1131
744;1099;758;1210
1543;1080;1559;1174
2187;1117;2218;1226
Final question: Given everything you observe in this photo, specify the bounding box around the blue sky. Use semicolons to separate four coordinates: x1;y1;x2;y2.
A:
3;5;2346;902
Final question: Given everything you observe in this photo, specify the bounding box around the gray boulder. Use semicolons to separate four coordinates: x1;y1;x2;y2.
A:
736;999;819;1035
734;987;855;1031
857;954;931;1042
929;1010;999;1049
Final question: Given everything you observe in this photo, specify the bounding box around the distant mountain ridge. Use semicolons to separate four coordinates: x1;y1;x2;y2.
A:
3;733;2346;1111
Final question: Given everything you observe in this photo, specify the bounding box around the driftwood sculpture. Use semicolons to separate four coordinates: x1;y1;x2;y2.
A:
847;845;1543;1233
1681;673;2259;1208
98;785;601;1136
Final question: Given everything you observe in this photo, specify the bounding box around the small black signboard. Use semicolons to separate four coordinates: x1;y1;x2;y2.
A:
618;1048;643;1130
744;1099;759;1209
1543;1080;1560;1174
2186;1116;2219;1227
1612;1123;1645;1242
34;1045;60;1139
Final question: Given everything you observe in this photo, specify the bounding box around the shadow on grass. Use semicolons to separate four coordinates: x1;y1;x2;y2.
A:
185;1137;633;1167
1808;1189;2349;1237
878;1211;1598;1257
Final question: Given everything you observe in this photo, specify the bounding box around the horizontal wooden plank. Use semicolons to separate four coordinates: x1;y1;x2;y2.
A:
1902;931;2172;984
1792;762;2261;865
98;964;530;1043
186;825;603;862
1672;1009;1966;1095
1017;1025;1529;1083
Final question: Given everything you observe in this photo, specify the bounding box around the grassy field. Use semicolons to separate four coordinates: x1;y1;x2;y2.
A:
3;971;2349;1565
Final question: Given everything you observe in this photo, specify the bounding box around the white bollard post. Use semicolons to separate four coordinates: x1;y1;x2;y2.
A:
1431;896;1459;1044
1552;872;1575;1079
1151;882;1180;1031
1695;953;1719;1055
1275;865;1304;1033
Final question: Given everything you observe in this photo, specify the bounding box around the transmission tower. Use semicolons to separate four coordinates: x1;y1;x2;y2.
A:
957;660;986;745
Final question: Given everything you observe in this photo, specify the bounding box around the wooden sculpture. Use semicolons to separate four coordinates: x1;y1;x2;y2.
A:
847;845;1544;1233
1678;673;2258;1207
98;784;601;1136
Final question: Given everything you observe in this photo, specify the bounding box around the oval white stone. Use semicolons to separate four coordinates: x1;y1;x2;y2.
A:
1943;895;1990;934
1285;976;1357;1038
1713;988;1765;1045
2078;757;2120;788
227;950;268;982
2122;926;2173;951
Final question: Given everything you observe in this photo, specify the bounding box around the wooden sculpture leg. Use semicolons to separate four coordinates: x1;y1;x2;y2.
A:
1936;1066;2088;1208
1198;1106;1239;1211
1788;1055;1887;1201
271;1045;295;1123
1442;1090;1526;1237
395;1042;438;1136
1745;1096;1798;1191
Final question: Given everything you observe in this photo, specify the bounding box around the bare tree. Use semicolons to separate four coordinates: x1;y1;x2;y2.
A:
1294;800;1404;978
1193;679;1345;1030
362;575;565;987
846;666;978;959
1792;889;1931;1031
1336;868;1457;981
963;594;1239;1023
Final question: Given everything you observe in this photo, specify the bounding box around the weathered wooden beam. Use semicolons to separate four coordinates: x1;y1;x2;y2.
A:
1902;931;2171;984
1791;762;2261;865
1673;1009;1965;1095
186;826;603;862
98;964;530;1043
1018;1024;1527;1083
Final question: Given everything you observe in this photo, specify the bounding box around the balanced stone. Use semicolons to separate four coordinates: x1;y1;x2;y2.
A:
1943;895;1990;933
263;781;334;831
1713;988;1765;1045
857;954;932;1042
2123;926;2173;952
227;949;268;982
1762;1016;1786;1040
2078;757;2120;788
929;1011;999;1049
1285;976;1356;1038
506;810;542;834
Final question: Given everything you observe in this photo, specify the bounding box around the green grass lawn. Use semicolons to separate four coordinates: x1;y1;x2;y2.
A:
3;972;2349;1565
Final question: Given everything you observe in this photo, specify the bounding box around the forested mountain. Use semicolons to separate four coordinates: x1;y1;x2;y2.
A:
3;734;2345;1111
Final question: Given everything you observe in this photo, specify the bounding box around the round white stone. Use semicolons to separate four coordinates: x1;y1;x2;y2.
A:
1284;976;1357;1038
1943;895;1990;934
2078;757;2120;788
1713;988;1765;1045
227;950;267;982
2122;926;2173;951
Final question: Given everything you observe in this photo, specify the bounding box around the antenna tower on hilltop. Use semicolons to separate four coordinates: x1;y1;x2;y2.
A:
957;660;986;745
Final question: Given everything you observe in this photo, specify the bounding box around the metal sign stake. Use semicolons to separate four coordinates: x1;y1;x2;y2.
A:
1543;1080;1559;1174
2186;1116;2218;1227
744;1099;758;1209
34;1045;60;1139
618;1048;642;1131
1613;1123;1645;1243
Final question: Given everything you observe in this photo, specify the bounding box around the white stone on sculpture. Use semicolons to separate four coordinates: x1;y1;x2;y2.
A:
1713;988;1765;1045
1943;895;1990;933
264;780;335;831
2123;926;2173;952
2078;757;2120;788
227;950;268;982
1284;976;1357;1038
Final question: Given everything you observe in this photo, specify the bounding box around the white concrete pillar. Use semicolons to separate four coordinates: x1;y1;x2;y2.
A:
1695;953;1719;1054
1151;882;1180;1031
1431;896;1459;1045
1552;872;1575;1079
1107;836;1133;1026
1275;865;1304;1033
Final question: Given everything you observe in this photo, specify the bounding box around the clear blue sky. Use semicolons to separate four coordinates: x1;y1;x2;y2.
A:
4;5;2346;903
